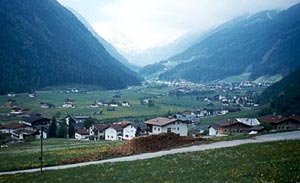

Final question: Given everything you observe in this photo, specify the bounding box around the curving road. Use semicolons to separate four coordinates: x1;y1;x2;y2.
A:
1;131;300;175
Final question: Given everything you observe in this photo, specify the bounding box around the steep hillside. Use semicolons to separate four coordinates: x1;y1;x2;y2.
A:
0;0;140;94
143;4;300;82
68;8;141;72
259;67;300;115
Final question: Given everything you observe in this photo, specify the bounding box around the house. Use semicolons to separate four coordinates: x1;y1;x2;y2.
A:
89;124;110;140
65;115;90;125
3;99;16;108
191;124;210;137
144;117;189;136
90;101;102;108
62;98;75;108
20;114;50;129
0;122;37;141
75;129;90;140
208;124;218;136
11;129;36;141
258;114;300;131
7;93;16;97
0;122;27;134
105;121;136;141
10;107;24;115
28;92;36;98
214;117;264;135
121;101;131;107
40;102;55;109
174;114;195;123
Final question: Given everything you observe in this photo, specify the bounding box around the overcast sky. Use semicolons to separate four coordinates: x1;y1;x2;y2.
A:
57;0;300;52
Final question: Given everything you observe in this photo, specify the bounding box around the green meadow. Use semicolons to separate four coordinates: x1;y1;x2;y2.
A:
0;138;121;172
0;85;264;124
1;140;299;183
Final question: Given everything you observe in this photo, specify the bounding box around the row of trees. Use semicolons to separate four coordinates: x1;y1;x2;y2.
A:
48;117;75;138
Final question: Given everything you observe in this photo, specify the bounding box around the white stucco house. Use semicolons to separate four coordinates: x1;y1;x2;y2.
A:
144;117;189;136
105;121;136;141
75;129;90;140
89;124;110;140
208;125;218;136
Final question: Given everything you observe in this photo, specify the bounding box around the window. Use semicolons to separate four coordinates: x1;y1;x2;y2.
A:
177;127;179;131
125;135;129;138
167;128;171;132
154;127;156;131
158;128;160;131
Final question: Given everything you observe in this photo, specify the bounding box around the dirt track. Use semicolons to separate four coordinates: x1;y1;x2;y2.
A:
1;131;299;175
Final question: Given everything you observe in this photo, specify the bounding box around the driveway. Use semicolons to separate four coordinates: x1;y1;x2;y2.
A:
1;131;300;175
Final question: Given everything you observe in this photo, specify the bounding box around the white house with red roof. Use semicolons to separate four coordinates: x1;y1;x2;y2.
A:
75;129;90;140
144;117;189;136
105;121;136;141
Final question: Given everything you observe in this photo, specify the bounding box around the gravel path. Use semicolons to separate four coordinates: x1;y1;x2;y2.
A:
1;131;300;175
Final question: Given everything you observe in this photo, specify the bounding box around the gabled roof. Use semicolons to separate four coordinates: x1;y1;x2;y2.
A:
144;117;178;127
216;119;241;127
110;121;132;131
236;118;260;126
258;115;287;124
76;129;89;135
2;122;26;130
13;129;35;135
94;124;110;131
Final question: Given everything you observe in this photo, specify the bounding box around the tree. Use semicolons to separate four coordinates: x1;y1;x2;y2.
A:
84;118;95;128
148;99;155;107
135;125;141;136
68;121;75;138
57;121;67;138
48;117;58;138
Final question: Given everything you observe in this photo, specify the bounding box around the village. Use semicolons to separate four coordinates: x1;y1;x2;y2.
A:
1;109;300;144
1;81;299;146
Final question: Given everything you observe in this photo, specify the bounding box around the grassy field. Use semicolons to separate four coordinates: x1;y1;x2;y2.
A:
0;138;121;172
0;140;299;183
0;85;264;124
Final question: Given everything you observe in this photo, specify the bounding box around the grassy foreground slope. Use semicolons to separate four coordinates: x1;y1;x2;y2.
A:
1;140;300;183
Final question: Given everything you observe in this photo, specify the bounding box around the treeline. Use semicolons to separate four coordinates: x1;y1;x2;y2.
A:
259;67;300;116
0;0;140;95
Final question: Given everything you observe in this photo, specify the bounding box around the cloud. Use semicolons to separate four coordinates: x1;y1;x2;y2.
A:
58;0;300;51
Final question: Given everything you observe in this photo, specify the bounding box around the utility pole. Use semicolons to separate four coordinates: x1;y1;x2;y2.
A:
40;126;45;174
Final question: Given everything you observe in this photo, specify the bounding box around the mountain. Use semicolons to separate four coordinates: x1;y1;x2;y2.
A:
142;4;300;82
67;8;141;72
0;0;140;94
125;31;205;67
259;67;300;116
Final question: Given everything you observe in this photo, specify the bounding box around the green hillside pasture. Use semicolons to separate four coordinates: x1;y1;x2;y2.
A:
1;140;299;183
0;138;121;172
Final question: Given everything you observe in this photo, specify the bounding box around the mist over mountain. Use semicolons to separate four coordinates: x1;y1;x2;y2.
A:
141;4;300;83
0;0;140;94
123;31;205;67
67;7;141;72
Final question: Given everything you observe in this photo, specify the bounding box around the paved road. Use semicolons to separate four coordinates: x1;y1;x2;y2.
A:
1;131;300;175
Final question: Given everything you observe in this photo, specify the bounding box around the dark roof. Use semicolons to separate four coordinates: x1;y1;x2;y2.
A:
258;115;287;124
94;124;110;131
144;117;178;127
21;115;50;125
76;129;89;135
14;129;35;135
289;115;300;121
110;121;132;131
74;122;84;129
2;122;26;129
251;126;265;131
